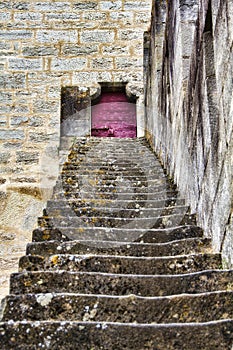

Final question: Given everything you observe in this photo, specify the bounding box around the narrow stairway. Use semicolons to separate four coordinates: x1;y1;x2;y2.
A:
1;137;233;349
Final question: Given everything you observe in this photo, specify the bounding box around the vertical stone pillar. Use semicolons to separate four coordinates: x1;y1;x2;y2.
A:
61;86;91;139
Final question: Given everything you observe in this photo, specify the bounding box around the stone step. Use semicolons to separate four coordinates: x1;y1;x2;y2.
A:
43;205;189;219
57;181;171;190
2;290;233;324
64;157;163;165
32;225;202;243
61;173;166;182
9;270;233;296
37;213;192;230
1;319;233;349
62;163;163;170
62;160;163;168
26;238;211;257
54;190;179;201
46;197;185;209
19;253;221;275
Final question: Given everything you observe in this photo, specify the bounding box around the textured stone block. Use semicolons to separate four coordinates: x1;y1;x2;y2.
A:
28;117;44;127
62;44;99;56
110;11;133;22
72;71;112;84
16;152;39;164
36;30;77;43
14;12;43;22
0;129;25;140
102;44;129;55
99;1;122;10
33;101;59;114
0;116;7;126
0;1;11;9
0;92;13;103
33;2;71;11
8;58;43;71
179;0;199;21
115;57;142;69
91;58;113;69
73;2;98;10
80;30;115;43
10;116;29;126
0;73;26;88
124;0;151;10
22;46;59;57
119;29;142;40
83;12;107;21
0;12;10;21
0;42;11;50
51;58;87;71
0;152;10;163
45;13;81;21
28;132;57;142
0;30;33;40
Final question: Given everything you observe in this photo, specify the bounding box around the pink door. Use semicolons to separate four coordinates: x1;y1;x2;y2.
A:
91;92;137;138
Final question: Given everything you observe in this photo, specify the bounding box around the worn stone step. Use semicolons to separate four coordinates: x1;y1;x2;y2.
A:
62;175;167;184
32;224;202;243
26;238;211;257
60;183;171;193
42;205;189;220
1;291;232;323
66;159;159;166
19;253;221;275
37;212;192;230
62;178;169;193
62;160;163;170
54;190;179;201
9;270;233;296
61;162;165;173
1;319;233;349
46;198;185;210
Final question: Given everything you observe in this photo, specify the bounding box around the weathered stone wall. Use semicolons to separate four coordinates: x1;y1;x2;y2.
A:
0;0;152;299
146;0;233;266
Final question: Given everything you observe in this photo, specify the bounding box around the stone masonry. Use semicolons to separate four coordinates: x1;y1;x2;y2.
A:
0;0;152;299
146;0;233;267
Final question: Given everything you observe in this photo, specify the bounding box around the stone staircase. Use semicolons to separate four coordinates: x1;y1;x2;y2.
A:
1;137;233;349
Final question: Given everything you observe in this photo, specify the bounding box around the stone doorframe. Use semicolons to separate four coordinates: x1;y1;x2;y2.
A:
60;82;145;143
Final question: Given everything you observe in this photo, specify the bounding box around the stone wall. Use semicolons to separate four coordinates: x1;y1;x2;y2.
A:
146;0;233;266
0;0;151;299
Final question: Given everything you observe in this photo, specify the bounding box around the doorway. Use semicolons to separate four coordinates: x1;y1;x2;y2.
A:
91;84;137;138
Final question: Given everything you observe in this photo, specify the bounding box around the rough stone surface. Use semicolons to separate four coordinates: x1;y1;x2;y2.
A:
0;2;151;283
146;0;233;266
1;137;233;348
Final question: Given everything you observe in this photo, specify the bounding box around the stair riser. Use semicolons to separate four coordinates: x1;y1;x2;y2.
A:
9;270;233;296
32;225;202;243
54;191;179;201
1;320;233;350
37;214;191;230
2;291;233;323
19;254;221;275
26;238;211;257
46;198;185;209
42;207;189;219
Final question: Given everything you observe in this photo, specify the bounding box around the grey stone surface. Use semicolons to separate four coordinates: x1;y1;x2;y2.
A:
146;0;233;266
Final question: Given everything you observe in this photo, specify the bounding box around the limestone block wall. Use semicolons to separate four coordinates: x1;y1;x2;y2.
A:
0;0;151;299
146;0;233;266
